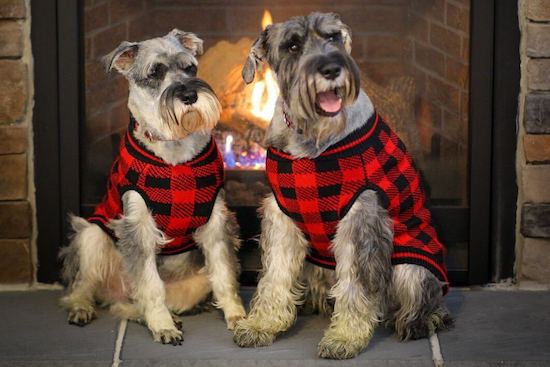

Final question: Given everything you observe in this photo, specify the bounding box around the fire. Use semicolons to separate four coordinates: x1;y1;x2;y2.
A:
249;10;280;122
261;10;272;30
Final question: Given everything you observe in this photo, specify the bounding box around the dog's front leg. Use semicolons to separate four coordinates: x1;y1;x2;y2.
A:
233;194;308;347
113;191;182;345
194;191;246;330
318;190;393;359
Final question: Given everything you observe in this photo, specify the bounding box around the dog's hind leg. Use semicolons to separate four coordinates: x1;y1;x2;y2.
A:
60;216;118;326
318;190;393;359
194;192;245;330
164;271;212;315
300;263;335;316
112;190;182;345
233;194;308;347
389;264;452;341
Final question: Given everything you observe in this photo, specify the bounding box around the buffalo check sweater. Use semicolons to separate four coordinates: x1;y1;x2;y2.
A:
266;112;449;293
88;120;224;256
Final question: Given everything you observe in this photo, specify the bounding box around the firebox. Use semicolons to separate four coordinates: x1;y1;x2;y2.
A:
31;0;520;285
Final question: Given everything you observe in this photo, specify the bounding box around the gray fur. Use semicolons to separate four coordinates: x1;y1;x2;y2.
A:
388;264;453;340
348;190;393;302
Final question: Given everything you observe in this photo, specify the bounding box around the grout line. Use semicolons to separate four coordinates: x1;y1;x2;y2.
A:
112;319;128;367
430;332;445;367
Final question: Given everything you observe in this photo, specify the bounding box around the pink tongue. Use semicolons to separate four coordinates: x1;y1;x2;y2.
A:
317;91;342;113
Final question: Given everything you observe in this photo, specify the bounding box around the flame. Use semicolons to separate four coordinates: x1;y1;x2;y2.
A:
250;69;279;121
224;134;233;153
250;10;279;122
261;10;272;30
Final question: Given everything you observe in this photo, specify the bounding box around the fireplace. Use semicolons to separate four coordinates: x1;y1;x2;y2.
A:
32;0;521;285
79;0;471;282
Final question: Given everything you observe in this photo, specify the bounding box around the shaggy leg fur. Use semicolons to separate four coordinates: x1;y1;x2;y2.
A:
233;194;308;347
112;191;182;345
388;264;452;340
194;192;246;330
318;190;393;359
300;263;335;316
60;216;124;326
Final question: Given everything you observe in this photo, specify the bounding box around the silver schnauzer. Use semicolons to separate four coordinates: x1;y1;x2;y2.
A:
59;29;246;345
233;13;452;359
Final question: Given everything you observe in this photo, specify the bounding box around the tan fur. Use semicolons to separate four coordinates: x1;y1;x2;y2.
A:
165;271;212;314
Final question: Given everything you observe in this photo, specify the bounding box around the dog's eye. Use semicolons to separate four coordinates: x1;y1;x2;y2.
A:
184;64;197;76
288;43;300;54
327;32;341;42
149;63;167;79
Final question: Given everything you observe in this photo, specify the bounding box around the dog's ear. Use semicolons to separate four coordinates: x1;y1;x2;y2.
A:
242;26;270;84
328;13;353;54
169;29;204;56
341;23;353;54
103;41;139;73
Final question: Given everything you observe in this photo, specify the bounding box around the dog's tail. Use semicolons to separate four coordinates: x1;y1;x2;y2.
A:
58;215;91;286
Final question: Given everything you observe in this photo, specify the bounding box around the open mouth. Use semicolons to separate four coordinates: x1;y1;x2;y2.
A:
315;88;343;117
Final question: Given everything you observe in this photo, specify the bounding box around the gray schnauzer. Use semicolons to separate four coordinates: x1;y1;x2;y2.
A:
59;29;245;345
233;13;452;359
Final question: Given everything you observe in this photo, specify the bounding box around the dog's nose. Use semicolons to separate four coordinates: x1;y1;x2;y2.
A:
180;90;198;105
319;63;341;80
180;89;198;105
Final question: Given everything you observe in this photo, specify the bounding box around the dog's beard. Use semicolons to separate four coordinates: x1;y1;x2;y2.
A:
287;64;360;146
159;88;221;139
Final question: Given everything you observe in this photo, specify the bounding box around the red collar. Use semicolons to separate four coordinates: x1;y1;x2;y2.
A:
283;107;294;129
282;104;305;134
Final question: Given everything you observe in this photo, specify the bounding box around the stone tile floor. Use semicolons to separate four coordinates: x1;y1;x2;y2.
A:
0;288;549;366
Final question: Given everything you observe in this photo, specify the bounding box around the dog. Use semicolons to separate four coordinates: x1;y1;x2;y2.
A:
59;29;246;345
232;12;452;359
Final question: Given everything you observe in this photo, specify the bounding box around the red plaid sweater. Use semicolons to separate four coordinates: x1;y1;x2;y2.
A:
266;113;449;292
88;120;224;256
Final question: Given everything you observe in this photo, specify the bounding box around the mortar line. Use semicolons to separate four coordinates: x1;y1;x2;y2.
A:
430;332;445;367
112;319;128;367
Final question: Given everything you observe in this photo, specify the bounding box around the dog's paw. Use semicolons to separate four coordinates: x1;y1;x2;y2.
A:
225;312;246;330
318;335;365;360
152;328;183;346
397;306;454;341
171;314;184;332
232;319;276;348
67;307;96;327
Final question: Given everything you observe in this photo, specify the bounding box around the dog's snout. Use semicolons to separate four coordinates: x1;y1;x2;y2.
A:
318;63;341;80
181;90;198;105
175;86;198;105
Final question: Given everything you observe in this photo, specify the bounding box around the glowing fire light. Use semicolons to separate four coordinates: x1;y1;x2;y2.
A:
261;9;272;29
250;69;279;121
224;134;234;153
250;10;280;122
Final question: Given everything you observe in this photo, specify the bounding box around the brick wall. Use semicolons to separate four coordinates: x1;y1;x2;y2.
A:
151;0;410;85
407;0;469;205
83;0;155;207
517;0;550;285
0;0;34;284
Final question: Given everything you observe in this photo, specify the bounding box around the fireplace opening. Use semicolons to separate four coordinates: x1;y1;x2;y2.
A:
82;0;471;283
